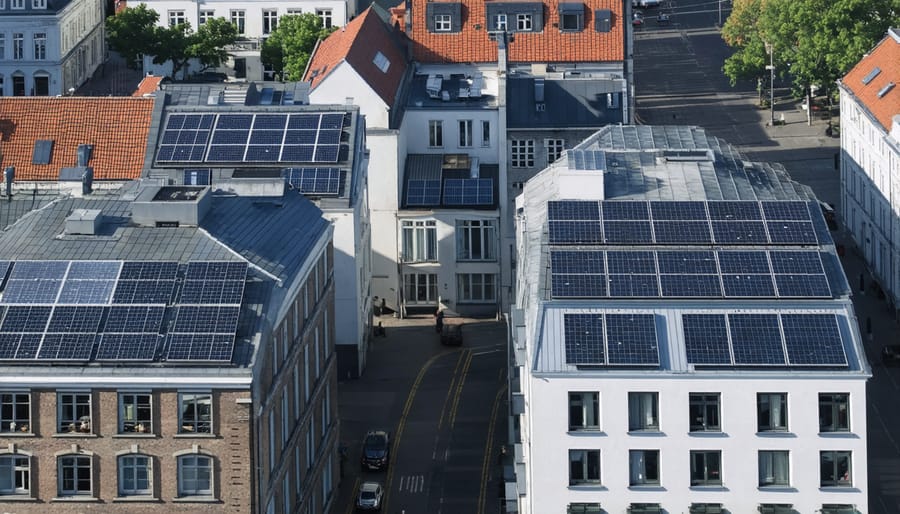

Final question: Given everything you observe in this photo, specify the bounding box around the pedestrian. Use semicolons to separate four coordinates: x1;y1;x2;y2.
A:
435;309;444;333
859;272;865;295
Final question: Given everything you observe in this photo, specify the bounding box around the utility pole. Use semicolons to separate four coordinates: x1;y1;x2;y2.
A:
718;0;722;26
765;42;775;126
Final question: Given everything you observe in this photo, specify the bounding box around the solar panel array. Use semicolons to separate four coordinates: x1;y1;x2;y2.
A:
0;260;247;364
547;200;820;246
443;179;493;206
285;167;345;196
563;313;659;366
682;312;847;367
156;112;347;164
551;249;831;299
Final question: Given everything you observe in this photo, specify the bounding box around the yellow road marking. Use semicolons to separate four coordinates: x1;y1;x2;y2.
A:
478;383;508;514
438;350;466;430
449;349;473;428
343;477;360;514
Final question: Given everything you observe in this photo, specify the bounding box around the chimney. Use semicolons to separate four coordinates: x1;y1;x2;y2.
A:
81;167;93;195
4;166;13;197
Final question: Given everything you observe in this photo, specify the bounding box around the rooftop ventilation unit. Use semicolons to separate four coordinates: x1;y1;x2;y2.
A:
65;208;102;235
426;75;443;98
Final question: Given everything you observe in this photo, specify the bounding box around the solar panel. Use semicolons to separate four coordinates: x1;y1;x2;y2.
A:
0;333;41;360
314;145;340;163
180;280;245;304
729;314;786;365
766;221;818;244
761;201;811;221
406;180;442;206
104;306;165;333
551;251;604;273
216;114;254;130
564;314;604;364
773;274;832;298
603;221;653;243
37;333;95;360
284;130;318;145
289;114;321;130
660;274;722;297
718;251;770;273
206;145;246;162
96;333;160;361
707;201;763;220
548;201;600;221
605;314;658;365
2;279;63;304
281;145;315;162
172;305;240;333
649;201;707;220
443;179;493;206
320;113;345;130
156;114;216;163
47;306;104;332
112;280;176;304
58;280;116;304
711;221;768;244
652;221;712;244
185;261;248;281
721;274;776;297
67;261;121;280
286;168;343;195
682;314;731;364
781;314;847;366
548;221;603;245
608;274;659;297
9;261;68;280
1;306;52;332
601;201;649;220
551;274;607;298
119;262;178;280
165;333;235;362
607;251;656;274
253;114;288;130
656;251;717;274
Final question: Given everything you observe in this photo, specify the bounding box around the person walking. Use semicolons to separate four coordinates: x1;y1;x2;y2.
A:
435;309;444;333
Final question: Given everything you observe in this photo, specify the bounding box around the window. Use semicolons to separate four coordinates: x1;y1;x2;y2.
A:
457;220;496;261
494;14;507;30
629;450;660;486
568;392;599;430
568;504;602;514
758;450;790;487
293;365;301;420
168;10;186;26
511;139;535;167
568;449;601;485
1;392;30;433
119;393;152;433
481;120;491;146
404;273;438;303
58;392;91;433
459;120;473;148
199;10;215;24
0;35;5;60
434;14;452;31
11;0;22;8
58;455;92;496
263;9;278;34
32;0;45;6
281;390;289;447
820;451;851;487
545;138;565;164
315;8;333;28
401;220;437;262
373;51;390;73
457;274;497;302
560;10;582;30
428;120;443;147
757;393;788;432
690;450;722;486
0;454;29;495
516;13;532;31
118;455;152;497
179;393;212;434
12;33;23;60
628;392;659;431
32;33;46;60
230;10;246;34
286;8;302;15
689;393;720;432
178;455;213;497
819;393;849;432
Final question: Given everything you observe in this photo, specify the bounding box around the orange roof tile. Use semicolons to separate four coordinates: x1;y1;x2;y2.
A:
0;97;154;181
305;6;408;107
403;0;625;63
133;75;164;97
842;30;900;133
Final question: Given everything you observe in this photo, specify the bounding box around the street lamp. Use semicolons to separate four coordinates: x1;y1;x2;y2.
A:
764;42;775;126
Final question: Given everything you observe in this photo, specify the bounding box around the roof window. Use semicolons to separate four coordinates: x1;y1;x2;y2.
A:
559;2;584;32
594;9;612;32
877;82;894;98
861;67;881;85
426;3;462;33
32;140;54;165
373;51;390;73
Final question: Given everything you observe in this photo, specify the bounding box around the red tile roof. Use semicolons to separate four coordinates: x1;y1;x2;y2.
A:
842;30;900;132
133;75;164;97
0;97;155;181
401;0;625;63
305;6;408;107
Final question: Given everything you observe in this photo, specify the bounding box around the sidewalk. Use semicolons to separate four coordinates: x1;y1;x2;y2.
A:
76;51;145;97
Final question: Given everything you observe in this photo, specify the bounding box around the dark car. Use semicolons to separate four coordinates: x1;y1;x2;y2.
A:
632;12;644;27
441;323;463;346
882;345;900;366
361;430;390;470
656;12;671;24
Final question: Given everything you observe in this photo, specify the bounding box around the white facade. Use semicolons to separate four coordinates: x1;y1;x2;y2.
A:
309;61;389;128
0;0;104;96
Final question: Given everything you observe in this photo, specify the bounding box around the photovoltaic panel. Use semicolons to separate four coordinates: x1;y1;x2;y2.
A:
165;333;235;362
564;314;604;364
711;221;768;244
729;314;786;365
58;280;116;305
781;314;847;366
216;115;254;130
8;261;68;280
649;201;707;220
548;201;600;221
185;261;248;281
603;221;653;243
721;274;776;297
652;221;712;243
314;145;340;163
286;168;343;195
36;333;95;360
0;333;41;359
112;280;176;304
118;262;178;281
601;201;649;220
707;201;763;220
657;251;717;274
172;305;240;333
2;279;63;304
773;274;832;298
180;280;245;304
47;306;104;332
406;180;442;206
96;333;160;361
659;274;722;297
252;114;288;130
288;114;322;130
245;145;281;162
1;306;52;332
67;261;121;280
442;179;493;206
761;201;811;221
548;221;603;245
769;251;826;274
320;113;345;130
766;221;818;244
607;251;656;274
605;314;658;365
682;314;731;365
717;251;771;274
551;274;607;298
551;251;605;273
608;274;659;297
104;306;165;333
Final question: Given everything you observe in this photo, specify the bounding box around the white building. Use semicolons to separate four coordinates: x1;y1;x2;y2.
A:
838;27;900;308
511;125;869;514
140;0;352;81
0;0;104;96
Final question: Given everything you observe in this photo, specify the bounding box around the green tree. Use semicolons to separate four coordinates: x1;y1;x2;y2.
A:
105;3;159;69
261;14;337;81
151;23;193;79
189;17;239;72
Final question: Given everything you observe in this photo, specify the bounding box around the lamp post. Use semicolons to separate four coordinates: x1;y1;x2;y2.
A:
764;42;775;126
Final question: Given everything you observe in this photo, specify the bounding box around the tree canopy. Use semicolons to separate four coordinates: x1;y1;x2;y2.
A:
105;3;159;69
721;0;900;95
261;14;337;81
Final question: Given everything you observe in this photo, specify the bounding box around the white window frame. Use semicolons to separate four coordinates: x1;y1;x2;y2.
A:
568;449;601;485
458;119;473;148
689;450;722;486
629;449;660;486
262;9;278;34
178;392;213;434
456;219;496;261
758;450;790;487
0;454;30;495
689;393;720;432
177;454;214;497
401;220;437;262
434;14;452;31
230;10;246;34
545;138;565;164
494;14;507;30
31;0;45;7
12;33;23;60
58;391;92;433
118;454;152;497
757;392;788;432
168;10;186;27
568;391;599;431
819;393;850;433
315;8;333;28
32;33;46;60
11;0;23;9
428;120;443;147
58;454;92;496
457;273;497;303
820;451;852;487
198;10;215;24
516;13;532;31
1;392;30;433
118;392;152;434
628;392;659;431
286;8;303;15
404;273;438;304
510;139;535;168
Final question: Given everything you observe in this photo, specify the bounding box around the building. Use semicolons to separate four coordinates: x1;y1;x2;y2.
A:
510;125;869;514
0;179;338;513
141;80;372;379
139;0;354;81
838;27;900;309
0;0;104;96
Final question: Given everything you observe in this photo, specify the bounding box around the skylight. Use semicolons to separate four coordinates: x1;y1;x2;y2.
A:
861;67;881;85
373;51;390;74
877;82;895;98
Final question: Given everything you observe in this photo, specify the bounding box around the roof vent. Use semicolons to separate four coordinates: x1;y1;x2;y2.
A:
426;75;442;98
65;208;102;235
877;82;895;98
441;90;451;101
132;186;211;227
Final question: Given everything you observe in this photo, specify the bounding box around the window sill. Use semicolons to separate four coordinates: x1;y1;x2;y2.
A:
568;484;607;491
819;431;856;438
756;431;795;438
0;432;35;437
688;431;727;437
172;496;220;503
567;429;606;436
628;485;664;491
690;485;727;491
819;486;858;492
173;433;217;439
627;429;665;436
758;486;796;492
113;433;158;439
113;496;161;502
52;496;100;502
0;495;36;501
52;433;98;438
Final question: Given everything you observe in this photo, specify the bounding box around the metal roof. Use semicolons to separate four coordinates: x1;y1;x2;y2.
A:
506;77;625;129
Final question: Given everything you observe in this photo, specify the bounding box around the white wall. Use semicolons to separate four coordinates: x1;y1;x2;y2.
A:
367;130;403;311
309;62;390;128
523;373;869;514
402;109;500;163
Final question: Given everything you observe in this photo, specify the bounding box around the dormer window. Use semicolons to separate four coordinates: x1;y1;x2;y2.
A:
494;14;507;30
517;13;533;31
434;14;451;31
11;0;23;9
426;3;462;33
559;2;584;31
32;0;45;8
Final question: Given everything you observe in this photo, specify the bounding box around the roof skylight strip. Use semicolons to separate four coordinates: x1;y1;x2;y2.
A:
861;67;881;85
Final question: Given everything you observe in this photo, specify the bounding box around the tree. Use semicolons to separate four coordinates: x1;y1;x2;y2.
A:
105;3;159;69
261;14;337;81
150;23;193;79
190;17;239;72
721;0;767;97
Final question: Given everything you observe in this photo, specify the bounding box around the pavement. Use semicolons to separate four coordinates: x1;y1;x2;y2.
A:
76;51;146;96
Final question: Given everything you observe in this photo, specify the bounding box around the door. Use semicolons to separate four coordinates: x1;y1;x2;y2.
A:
34;76;49;96
234;58;246;79
12;76;25;96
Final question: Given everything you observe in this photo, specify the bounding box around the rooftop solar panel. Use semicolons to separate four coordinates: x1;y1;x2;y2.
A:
104;306;165;333
67;261;121;280
57;280;117;305
766;221;818;245
607;251;656;274
548;221;603;245
2;279;63;304
656;251;717;274
280;145;316;162
288;114;321;130
711;221;769;244
551;251;605;274
781;314;847;366
406;179;442;206
165;333;235;362
707;201;763;220
216;114;254;130
551;274;607;298
608;274;659;297
649;201;707;220
717;251;771;274
682;314;731;364
172;305;240;334
96;333;160;361
761;201;811;221
548;201;600;221
564;314;605;364
119;262;178;281
605;314;659;365
286;168;343;196
9;261;69;280
603;221;653;243
729;314;786;365
112;280;176;304
47;306;104;332
252;114;288;130
652;221;713;244
768;251;824;274
1;306;52;332
320;113;345;130
37;333;95;360
721;274;776;297
773;274;832;298
443;179;494;206
601;201;649;220
660;274;722;297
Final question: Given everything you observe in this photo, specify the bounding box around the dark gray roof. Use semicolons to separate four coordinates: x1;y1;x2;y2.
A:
0;0;71;14
161;81;311;107
401;154;499;209
406;74;497;109
507;77;624;128
0;191;60;230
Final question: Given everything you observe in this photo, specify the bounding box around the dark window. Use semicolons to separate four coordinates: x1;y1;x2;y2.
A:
594;9;612;32
690;450;722;485
568;449;601;484
820;451;851;487
757;393;788;432
689;393;720;432
819;393;849;432
559;2;583;31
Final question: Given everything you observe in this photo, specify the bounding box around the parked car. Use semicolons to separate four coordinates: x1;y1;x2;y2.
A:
633;0;660;7
441;323;463;346
361;430;390;470
656;12;671;24
356;481;384;511
882;345;900;366
632;12;645;27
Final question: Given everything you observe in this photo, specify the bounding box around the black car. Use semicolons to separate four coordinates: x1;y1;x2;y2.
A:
882;345;900;366
361;430;390;470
